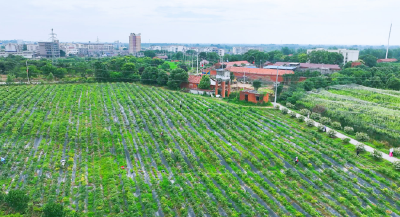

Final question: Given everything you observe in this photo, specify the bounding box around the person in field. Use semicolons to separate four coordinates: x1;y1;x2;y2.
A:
356;149;360;157
294;157;299;165
1;157;5;164
389;148;393;157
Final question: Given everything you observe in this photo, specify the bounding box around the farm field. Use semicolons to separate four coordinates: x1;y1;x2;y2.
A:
295;84;400;147
1;83;400;216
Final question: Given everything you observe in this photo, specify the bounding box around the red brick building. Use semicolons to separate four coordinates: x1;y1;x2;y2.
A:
240;90;269;104
228;67;295;82
181;75;215;89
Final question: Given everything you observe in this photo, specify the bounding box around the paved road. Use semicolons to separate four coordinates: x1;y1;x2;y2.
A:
274;103;399;163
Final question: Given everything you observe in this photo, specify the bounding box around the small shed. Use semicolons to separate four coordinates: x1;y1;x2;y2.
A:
239;90;269;104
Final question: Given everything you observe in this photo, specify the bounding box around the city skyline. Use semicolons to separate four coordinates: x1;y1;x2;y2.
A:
1;0;399;45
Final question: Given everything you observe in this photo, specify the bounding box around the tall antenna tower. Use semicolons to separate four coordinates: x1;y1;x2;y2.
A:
49;28;58;64
385;23;392;59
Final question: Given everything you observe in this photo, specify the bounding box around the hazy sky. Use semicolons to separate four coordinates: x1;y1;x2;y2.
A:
2;0;399;45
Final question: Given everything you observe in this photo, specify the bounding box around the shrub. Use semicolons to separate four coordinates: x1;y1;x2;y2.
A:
356;132;370;142
320;117;331;125
274;105;280;110
356;143;366;152
317;124;325;132
5;190;29;212
327;129;336;138
297;115;305;122
372;149;383;160
43;202;64;217
310;113;321;120
299;109;310;116
342;138;350;144
332;122;342;130
281;108;288;114
393;148;400;157
393;161;400;171
289;112;297;118
306;119;314;127
344;126;354;134
286;102;294;108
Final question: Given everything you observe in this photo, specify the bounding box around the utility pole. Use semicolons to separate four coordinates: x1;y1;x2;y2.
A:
26;60;30;84
196;52;199;74
386;23;392;59
274;66;280;105
49;28;57;64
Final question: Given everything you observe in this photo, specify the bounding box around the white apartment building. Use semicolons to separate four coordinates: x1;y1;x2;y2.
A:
5;43;22;52
307;48;359;64
0;51;35;59
150;46;162;50
167;45;187;53
218;49;225;57
26;44;39;52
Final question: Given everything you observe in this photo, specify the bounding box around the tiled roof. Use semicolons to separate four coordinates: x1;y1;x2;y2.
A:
377;58;397;62
228;67;294;76
299;63;340;70
188;75;202;84
224;61;250;67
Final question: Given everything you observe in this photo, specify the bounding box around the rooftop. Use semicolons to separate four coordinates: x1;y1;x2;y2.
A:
377;58;398;62
229;67;295;76
188;75;202;84
264;66;297;70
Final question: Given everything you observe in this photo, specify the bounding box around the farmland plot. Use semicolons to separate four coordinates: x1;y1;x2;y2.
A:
296;84;400;146
0;83;400;217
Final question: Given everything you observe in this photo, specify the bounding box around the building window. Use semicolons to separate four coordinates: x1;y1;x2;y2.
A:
256;96;260;101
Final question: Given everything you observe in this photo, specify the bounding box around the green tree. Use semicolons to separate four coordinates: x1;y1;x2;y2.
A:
359;54;377;67
387;77;400;90
144;50;156;58
167;68;188;90
43;202;64;217
5;190;29;212
47;72;55;81
54;68;67;79
6;74;16;84
198;75;211;89
157;70;168;86
206;52;219;63
199;52;207;60
141;67;158;84
121;62;138;78
160;62;170;71
60;50;66;57
252;80;262;90
41;64;57;76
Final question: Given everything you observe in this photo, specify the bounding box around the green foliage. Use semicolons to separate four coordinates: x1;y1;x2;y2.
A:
281;108;288;114
344;126;354;134
156;70;168;86
252;80;262;90
342;138;351;144
167;68;188;90
43;202;64;217
299;109;310;116
5;190;29;212
285;102;295;108
310;113;321;120
331;121;342;130
47;72;55;81
198;75;211;89
372;149;383;160
359;54;377;67
356;143;366;152
307;50;344;65
327;129;336;138
144;50;156;58
160;62;171;71
6;74;16;84
297;115;305;122
319;117;331;125
356;132;370;142
306;119;314;127
141;67;158;84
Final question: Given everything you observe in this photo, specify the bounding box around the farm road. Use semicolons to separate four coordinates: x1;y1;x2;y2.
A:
273;103;399;163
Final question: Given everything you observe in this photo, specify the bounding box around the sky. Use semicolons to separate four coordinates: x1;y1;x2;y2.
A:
2;0;399;45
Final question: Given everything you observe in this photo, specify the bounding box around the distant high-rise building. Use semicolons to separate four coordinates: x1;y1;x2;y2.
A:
129;33;141;54
38;40;60;58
